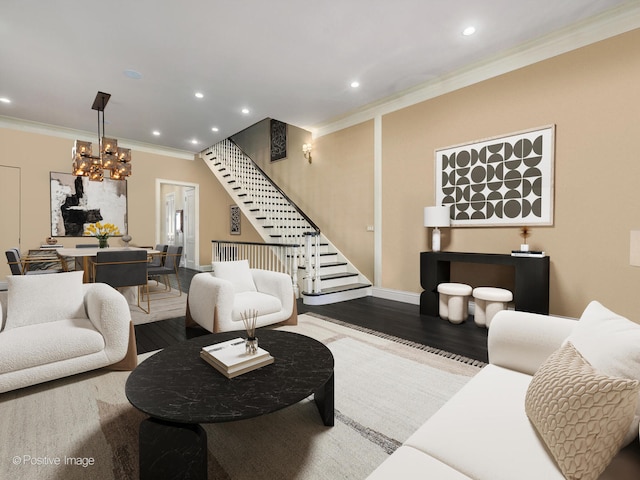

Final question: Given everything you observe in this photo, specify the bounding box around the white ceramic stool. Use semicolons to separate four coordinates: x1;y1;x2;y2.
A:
472;287;513;328
437;283;472;324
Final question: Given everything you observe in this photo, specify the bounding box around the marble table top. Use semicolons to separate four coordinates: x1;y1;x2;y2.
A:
125;330;334;424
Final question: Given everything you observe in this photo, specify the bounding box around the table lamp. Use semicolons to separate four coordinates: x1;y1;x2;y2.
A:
424;206;451;252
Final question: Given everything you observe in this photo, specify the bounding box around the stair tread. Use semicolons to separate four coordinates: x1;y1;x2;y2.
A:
303;283;371;296
318;272;358;280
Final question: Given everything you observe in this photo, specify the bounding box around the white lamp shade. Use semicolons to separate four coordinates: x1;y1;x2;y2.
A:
424;206;451;227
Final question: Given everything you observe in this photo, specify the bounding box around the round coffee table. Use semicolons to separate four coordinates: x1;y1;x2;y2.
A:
126;329;334;480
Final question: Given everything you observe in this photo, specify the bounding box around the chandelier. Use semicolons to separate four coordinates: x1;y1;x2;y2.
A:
72;91;131;181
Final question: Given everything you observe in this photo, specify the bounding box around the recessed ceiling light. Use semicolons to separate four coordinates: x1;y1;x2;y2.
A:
123;69;143;80
195;92;204;99
211;127;219;132
350;81;360;88
0;97;10;104
241;108;250;114
462;26;476;36
152;130;161;136
191;139;199;145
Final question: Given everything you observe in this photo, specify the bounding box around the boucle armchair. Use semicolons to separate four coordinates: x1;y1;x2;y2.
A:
0;271;136;394
186;260;297;333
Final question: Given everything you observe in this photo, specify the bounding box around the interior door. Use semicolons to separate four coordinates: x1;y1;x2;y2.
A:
184;187;196;269
164;193;175;245
0;166;21;280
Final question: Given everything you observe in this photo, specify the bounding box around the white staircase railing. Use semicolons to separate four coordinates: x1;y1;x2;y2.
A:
202;138;371;303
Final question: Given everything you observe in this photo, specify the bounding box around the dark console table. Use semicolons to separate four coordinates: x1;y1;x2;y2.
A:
420;251;550;316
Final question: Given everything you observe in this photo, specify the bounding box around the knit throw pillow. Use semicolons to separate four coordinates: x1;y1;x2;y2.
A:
525;342;639;480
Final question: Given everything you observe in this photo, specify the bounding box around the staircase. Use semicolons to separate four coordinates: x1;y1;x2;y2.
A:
200;139;371;305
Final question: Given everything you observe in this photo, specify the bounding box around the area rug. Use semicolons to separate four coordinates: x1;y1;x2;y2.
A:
0;313;484;480
129;282;186;326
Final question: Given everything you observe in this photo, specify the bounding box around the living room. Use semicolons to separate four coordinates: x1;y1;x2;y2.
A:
2;2;640;479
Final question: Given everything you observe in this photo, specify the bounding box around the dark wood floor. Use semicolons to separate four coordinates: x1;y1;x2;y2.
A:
134;269;489;363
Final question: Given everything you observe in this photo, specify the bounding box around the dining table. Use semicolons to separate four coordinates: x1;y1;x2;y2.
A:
56;246;159;283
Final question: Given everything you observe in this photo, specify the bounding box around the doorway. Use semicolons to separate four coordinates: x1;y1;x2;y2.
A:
0;166;21;280
156;179;199;270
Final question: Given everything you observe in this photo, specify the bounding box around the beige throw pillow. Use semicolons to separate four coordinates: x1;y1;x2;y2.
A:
525;342;639;480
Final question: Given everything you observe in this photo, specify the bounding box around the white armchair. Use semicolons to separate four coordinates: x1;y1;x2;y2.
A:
0;271;136;394
186;260;297;333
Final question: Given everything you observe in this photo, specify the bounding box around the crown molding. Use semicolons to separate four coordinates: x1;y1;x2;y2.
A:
0;115;196;160
313;3;640;138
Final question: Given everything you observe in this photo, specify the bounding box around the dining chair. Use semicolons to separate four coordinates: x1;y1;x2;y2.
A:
5;248;65;275
147;245;183;296
92;250;150;313
148;244;168;268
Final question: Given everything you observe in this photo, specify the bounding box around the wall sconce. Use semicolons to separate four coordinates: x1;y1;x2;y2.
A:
302;143;312;163
424;206;451;252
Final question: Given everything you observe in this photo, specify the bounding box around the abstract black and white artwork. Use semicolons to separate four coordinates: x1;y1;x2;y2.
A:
50;172;127;237
270;119;287;162
435;125;555;226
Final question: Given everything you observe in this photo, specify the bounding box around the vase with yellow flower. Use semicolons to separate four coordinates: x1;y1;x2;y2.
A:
84;222;121;248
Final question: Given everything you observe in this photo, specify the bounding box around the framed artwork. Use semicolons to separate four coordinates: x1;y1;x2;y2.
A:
50;172;128;237
435;125;555;226
230;205;241;235
270;119;287;162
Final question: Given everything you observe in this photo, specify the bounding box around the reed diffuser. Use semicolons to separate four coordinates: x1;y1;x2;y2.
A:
241;309;259;354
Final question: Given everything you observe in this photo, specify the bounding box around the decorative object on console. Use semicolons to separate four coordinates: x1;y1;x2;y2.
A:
423;206;451;252
71;91;132;182
121;234;132;247
435;125;555;227
520;226;530;251
84;222;121;248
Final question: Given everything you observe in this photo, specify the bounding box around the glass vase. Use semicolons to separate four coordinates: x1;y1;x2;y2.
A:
98;237;109;248
245;337;258;355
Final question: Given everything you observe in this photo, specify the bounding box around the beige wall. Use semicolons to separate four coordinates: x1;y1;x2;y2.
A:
0;127;260;278
379;29;640;319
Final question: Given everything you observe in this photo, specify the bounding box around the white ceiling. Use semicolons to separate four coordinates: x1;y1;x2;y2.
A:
0;1;637;155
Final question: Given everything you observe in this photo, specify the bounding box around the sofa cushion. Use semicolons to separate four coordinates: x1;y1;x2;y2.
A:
6;271;87;329
0;317;105;374
405;364;567;480
525;342;639;480
231;291;282;322
212;260;257;293
366;446;472;480
566;301;640;446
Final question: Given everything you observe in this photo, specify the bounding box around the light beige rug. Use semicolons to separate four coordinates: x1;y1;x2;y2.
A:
128;282;186;325
0;313;484;480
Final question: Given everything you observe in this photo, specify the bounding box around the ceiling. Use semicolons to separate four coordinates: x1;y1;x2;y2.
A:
0;1;636;155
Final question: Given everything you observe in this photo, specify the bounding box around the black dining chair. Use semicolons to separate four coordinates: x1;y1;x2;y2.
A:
92;250;150;313
147;245;183;296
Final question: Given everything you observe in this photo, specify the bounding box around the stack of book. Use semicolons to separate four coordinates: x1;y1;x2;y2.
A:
511;250;546;258
200;338;274;379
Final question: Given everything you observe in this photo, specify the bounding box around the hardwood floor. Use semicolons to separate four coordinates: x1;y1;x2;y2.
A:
134;268;489;363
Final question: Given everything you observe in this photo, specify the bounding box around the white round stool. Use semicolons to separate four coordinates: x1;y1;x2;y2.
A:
437;283;472;324
472;287;513;328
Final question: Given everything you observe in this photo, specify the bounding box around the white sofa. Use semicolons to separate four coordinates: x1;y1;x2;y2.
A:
368;302;640;480
0;271;136;394
186;260;297;333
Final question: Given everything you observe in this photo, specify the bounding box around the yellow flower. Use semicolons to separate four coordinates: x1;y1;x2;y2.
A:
84;222;121;238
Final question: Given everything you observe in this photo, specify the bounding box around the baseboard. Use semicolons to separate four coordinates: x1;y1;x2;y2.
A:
371;287;420;305
199;264;212;272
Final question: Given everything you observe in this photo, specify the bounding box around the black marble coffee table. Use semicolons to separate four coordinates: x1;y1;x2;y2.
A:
125;329;334;480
